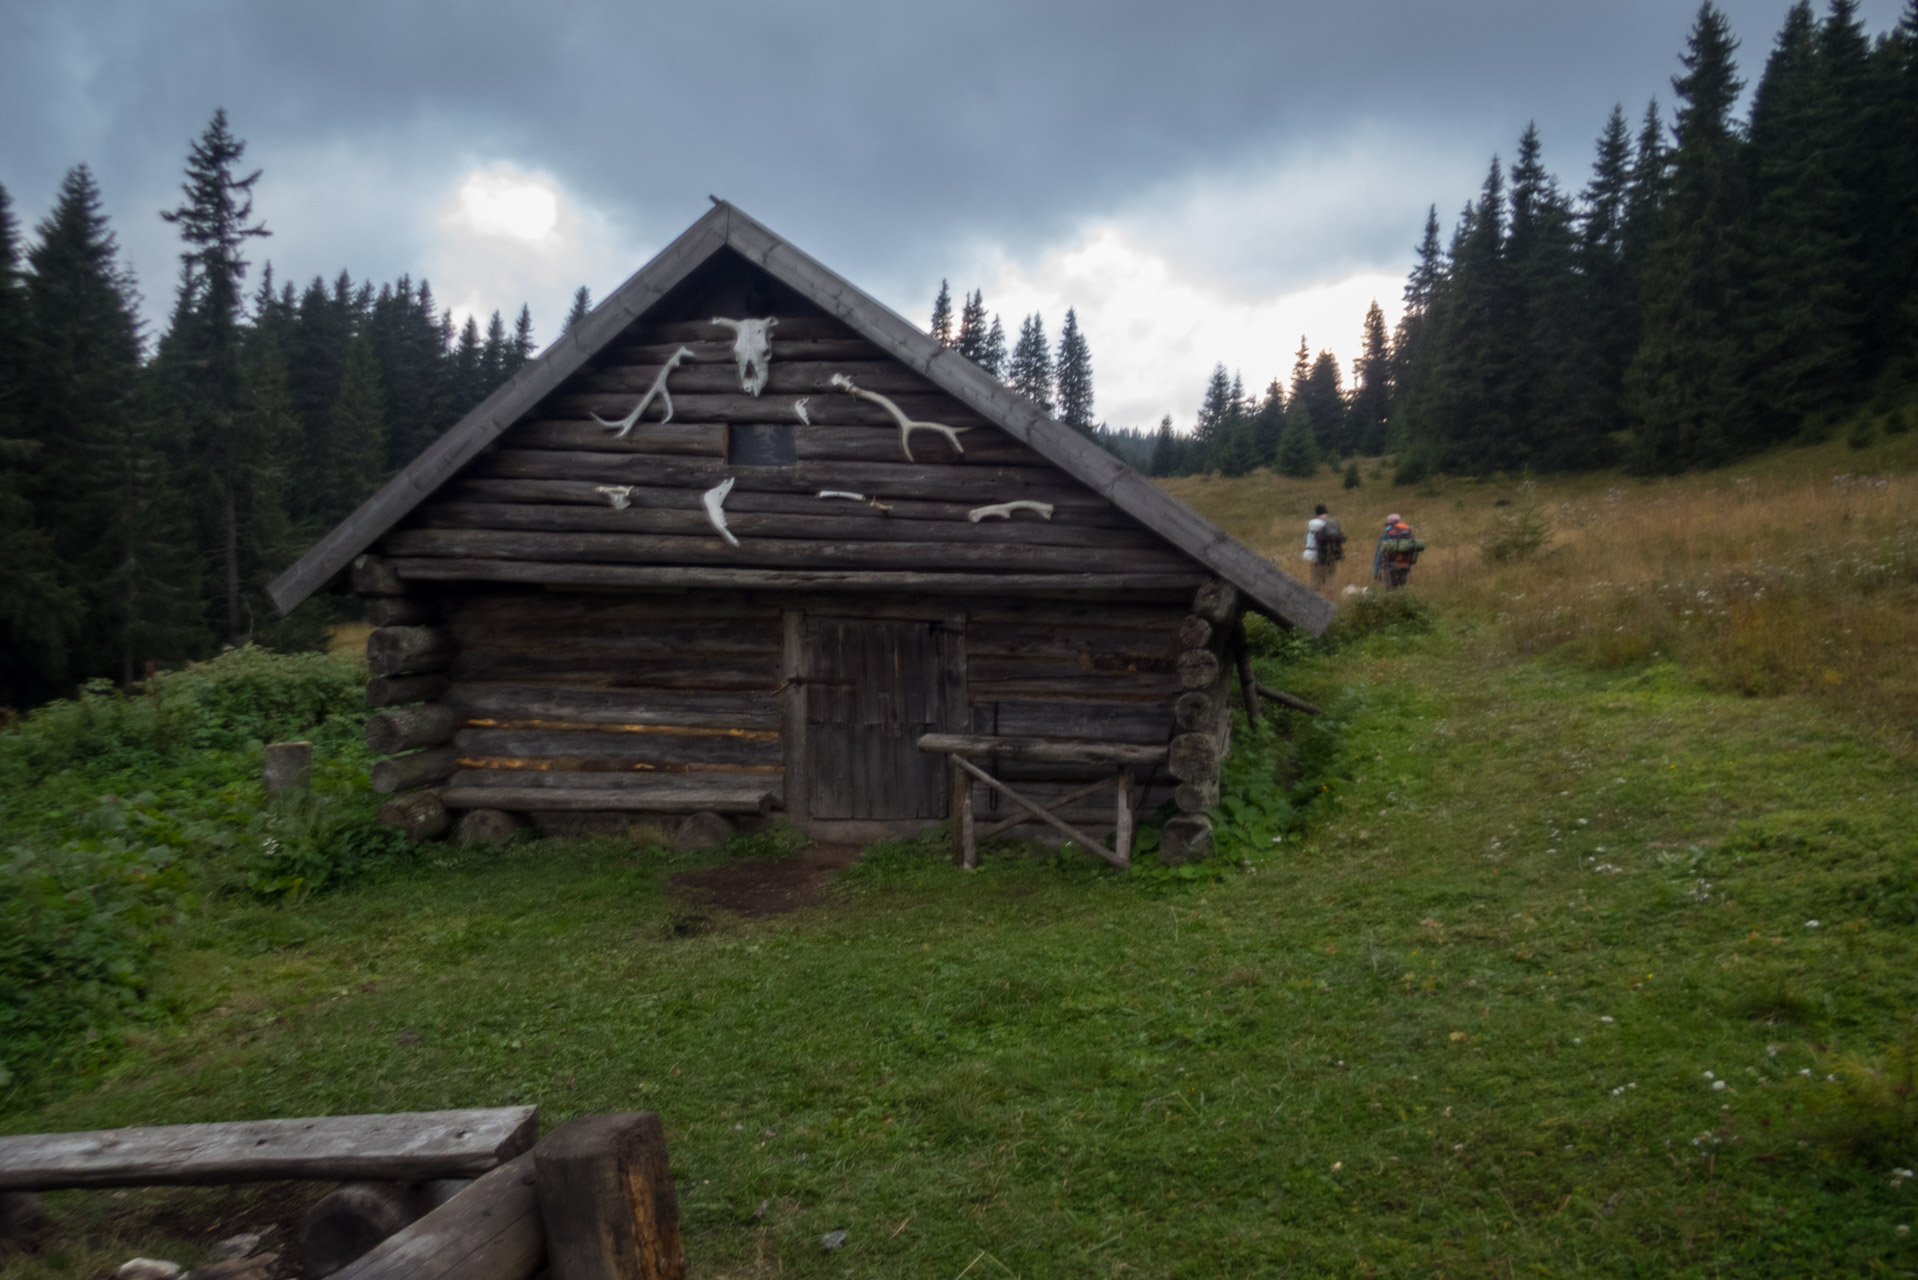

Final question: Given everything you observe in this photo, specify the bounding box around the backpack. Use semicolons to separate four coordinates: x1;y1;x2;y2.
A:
1380;525;1425;564
1319;518;1345;563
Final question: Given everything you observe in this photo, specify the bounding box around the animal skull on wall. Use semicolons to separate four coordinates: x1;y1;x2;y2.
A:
711;317;777;396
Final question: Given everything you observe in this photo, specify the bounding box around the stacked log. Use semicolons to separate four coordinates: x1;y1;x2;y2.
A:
361;561;454;841
1161;580;1242;864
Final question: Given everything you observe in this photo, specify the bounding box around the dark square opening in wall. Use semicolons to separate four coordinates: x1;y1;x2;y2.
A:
728;423;797;467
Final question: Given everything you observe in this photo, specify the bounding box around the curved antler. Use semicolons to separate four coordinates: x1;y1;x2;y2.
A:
591;345;694;436
829;374;969;462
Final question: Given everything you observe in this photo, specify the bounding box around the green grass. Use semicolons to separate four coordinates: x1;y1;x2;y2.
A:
7;619;1918;1276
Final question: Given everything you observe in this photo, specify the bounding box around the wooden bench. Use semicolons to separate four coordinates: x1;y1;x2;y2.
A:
915;733;1168;871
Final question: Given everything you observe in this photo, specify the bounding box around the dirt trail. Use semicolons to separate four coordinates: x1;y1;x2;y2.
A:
669;843;862;918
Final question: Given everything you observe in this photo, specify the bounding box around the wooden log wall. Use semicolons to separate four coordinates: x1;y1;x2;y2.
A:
1159;580;1244;863
378;314;1203;596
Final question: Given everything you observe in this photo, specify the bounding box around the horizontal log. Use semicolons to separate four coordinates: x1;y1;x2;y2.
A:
916;733;1167;765
448;768;779;792
386;528;1186;575
367;626;454;678
968;676;1181;701
330;1149;543;1280
446;622;782;659
1177;649;1222;690
439;785;776;814
365;598;438;627
552;390;991;430
366;674;451;709
965;600;1190;631
411;501;1167;551
447;591;784;625
617;336;884;366
977;699;1177;743
378;790;451;841
509;420;723;457
453;727;780;766
391;559;1210;596
1255;683;1325;716
445;682;780;731
581;358;934;398
1172;690;1214;732
637;315;853;344
351;554;405;597
1167;732;1222;783
366;704;459;755
963;625;1180;664
448;652;780;689
371;746;458;794
441;479;1140;528
0;1108;537;1192
468;452;1114;508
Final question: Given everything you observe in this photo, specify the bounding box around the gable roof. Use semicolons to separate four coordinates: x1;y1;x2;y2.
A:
268;201;1335;634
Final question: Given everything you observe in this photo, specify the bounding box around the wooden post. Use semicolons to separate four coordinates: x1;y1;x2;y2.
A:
951;758;975;869
534;1112;685;1280
1235;639;1260;727
330;1150;543;1280
1113;770;1134;867
263;742;312;796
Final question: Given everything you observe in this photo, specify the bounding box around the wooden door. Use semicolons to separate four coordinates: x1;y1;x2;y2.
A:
805;618;947;820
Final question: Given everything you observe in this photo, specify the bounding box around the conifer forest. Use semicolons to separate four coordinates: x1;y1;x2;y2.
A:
5;1;1917;711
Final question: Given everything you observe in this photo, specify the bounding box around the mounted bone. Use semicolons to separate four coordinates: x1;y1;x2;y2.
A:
967;500;1055;523
702;476;740;547
710;316;776;395
591;345;694;436
793;397;811;425
829;373;969;461
816;490;866;501
594;485;635;510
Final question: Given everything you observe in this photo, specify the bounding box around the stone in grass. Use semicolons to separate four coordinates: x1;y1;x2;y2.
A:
0;1192;50;1253
820;1229;849;1251
674;810;735;854
115;1261;183;1280
206;1233;262;1263
454;807;523;847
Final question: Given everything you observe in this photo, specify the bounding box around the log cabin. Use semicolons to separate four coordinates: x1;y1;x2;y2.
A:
269;202;1334;866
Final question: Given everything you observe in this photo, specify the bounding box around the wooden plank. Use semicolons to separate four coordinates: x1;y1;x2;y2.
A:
447;652;780;689
1256;683;1325;715
950;756;1125;869
0;1108;538;1192
383;527;1192;574
439;480;1141;529
440;785;774;814
330;1148;542;1280
579;358;932;397
636;315;853;344
365;704;458;755
617;337;884;366
448;770;778;793
268;206;732;614
915;733;1166;765
366;625;453;678
453;727;780;766
390;559;1209;595
508;420;724;456
535;1112;684;1280
445;682;780;731
781;609;808;824
367;674;450;709
980;699;1176;743
411;501;1169;550
371;747;457;794
549;390;991;429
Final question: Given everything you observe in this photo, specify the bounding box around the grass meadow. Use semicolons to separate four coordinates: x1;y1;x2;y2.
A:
3;418;1917;1277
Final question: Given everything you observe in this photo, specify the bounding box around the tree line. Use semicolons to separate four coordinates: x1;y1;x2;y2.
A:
1074;0;1918;482
0;110;537;708
927;281;1097;435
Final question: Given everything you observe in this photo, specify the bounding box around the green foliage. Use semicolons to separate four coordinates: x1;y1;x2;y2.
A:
1480;494;1554;563
1342;461;1361;489
239;786;415;902
1321;592;1435;648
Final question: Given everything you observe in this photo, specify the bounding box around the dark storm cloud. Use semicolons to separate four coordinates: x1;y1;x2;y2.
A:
1;0;1905;315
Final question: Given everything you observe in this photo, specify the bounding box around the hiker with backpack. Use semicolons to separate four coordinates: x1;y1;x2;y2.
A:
1373;513;1424;591
1303;504;1345;592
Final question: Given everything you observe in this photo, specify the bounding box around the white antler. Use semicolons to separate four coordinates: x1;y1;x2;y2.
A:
816;488;891;512
710;316;777;396
793;397;812;425
829;374;968;462
967;500;1054;523
592;345;694;436
595;485;636;510
702;476;740;547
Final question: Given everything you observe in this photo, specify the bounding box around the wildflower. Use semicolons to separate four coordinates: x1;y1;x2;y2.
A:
1712;1080;1727;1091
1704;1071;1715;1080
1800;1068;1812;1076
1331;1161;1342;1172
1600;1016;1615;1024
1805;920;1820;929
1892;1169;1914;1186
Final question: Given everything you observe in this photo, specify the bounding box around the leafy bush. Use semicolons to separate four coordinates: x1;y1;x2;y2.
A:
1322;593;1435;649
0;646;368;788
1481;499;1554;564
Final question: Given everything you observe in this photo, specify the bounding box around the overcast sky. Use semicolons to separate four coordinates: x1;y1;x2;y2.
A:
2;0;1905;430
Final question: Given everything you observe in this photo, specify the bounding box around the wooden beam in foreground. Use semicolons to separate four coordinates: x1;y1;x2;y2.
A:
330;1149;544;1280
536;1112;685;1280
0;1107;537;1192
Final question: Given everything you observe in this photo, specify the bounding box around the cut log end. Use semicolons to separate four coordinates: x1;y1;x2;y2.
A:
1159;813;1214;866
454;809;523;848
378;792;450;842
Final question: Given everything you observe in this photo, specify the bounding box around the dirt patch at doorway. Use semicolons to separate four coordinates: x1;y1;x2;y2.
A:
670;843;863;919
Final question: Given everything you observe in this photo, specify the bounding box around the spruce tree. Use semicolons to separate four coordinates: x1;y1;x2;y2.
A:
1390;207;1444;452
1580;105;1639;436
319;329;385;523
1008;314;1053;412
480;309;509;389
1055;308;1094;433
1251;379;1285;463
1274;407;1320;478
1149;414;1176;476
1625;4;1747;472
508;304;535;373
956;290;988;363
156;108;280;644
1301;351;1348;454
930;279;954;346
1867;0;1918;384
284;273;352;522
451;314;484;413
1350;301;1393;454
1194;363;1233;465
563;285;591;332
983;315;1007;378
